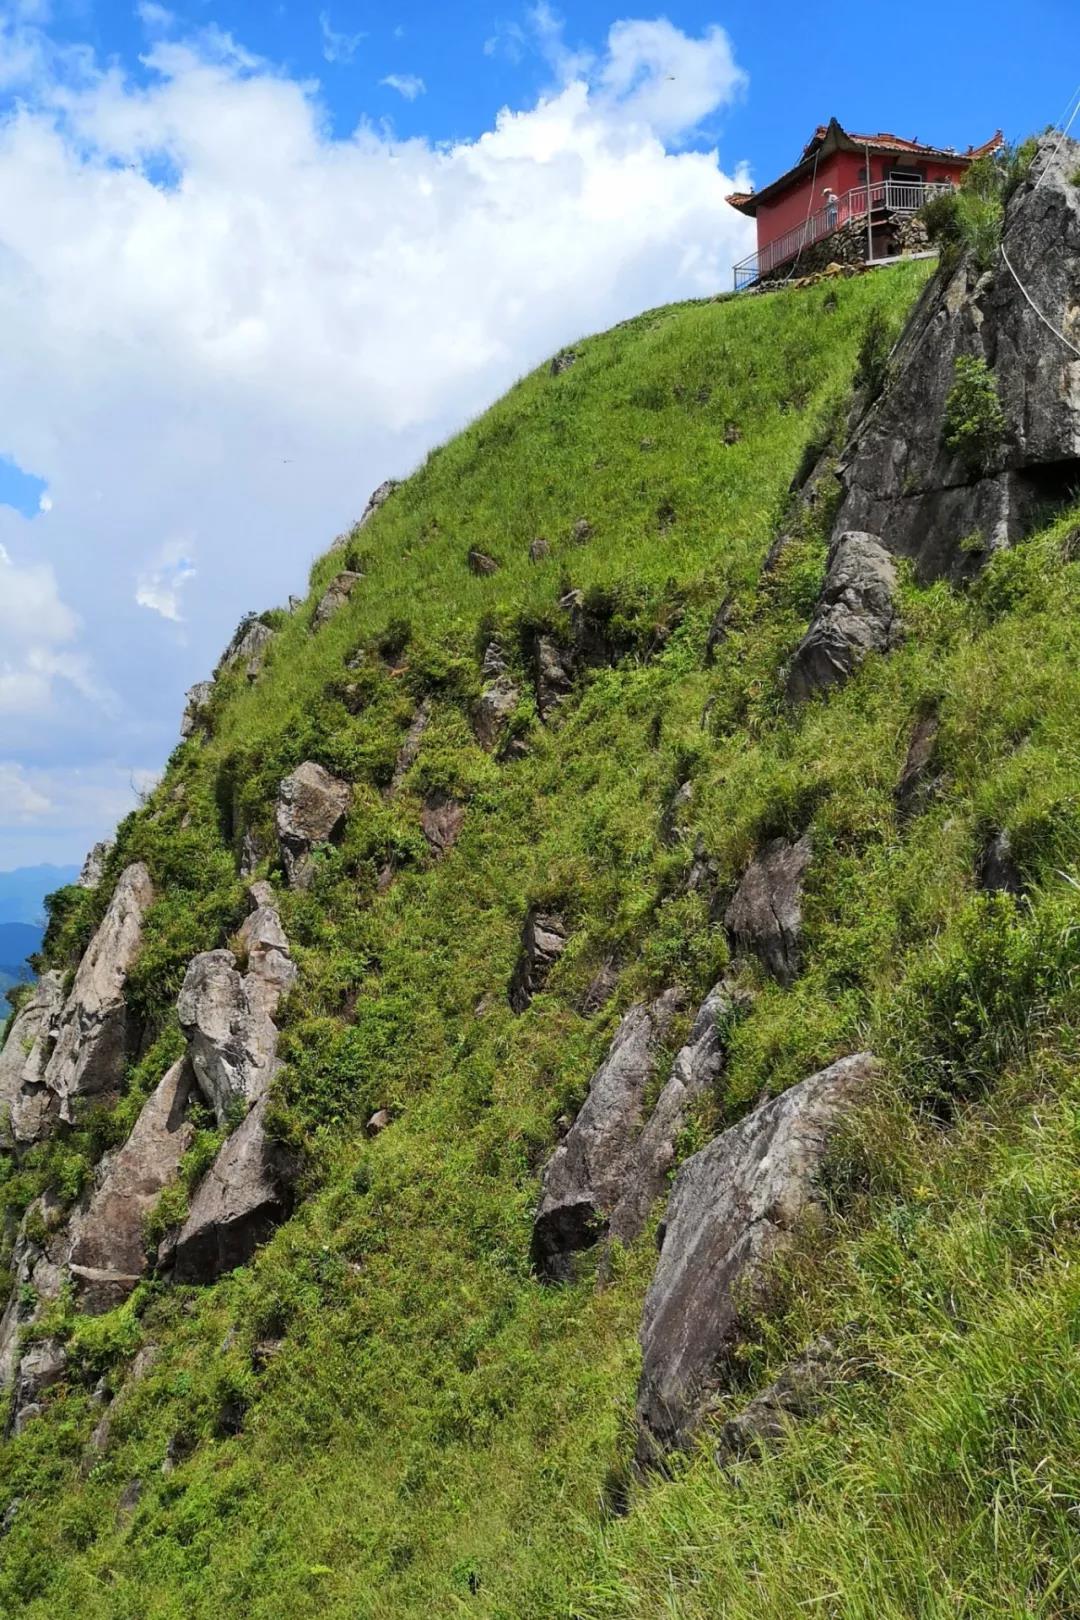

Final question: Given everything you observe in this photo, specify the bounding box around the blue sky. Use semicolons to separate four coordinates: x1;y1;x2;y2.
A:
0;0;1073;873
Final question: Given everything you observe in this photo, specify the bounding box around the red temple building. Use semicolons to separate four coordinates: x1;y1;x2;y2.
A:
728;117;1003;290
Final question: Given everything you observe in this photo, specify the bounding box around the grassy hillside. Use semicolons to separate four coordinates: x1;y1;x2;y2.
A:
6;254;1080;1618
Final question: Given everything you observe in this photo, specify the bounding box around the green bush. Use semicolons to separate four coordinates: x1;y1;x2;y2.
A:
943;354;1006;471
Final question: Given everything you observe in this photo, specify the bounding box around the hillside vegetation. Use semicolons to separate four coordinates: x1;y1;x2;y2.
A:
4;231;1080;1620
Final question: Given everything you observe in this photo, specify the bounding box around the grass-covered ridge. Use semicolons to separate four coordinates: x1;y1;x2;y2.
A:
6;254;1080;1617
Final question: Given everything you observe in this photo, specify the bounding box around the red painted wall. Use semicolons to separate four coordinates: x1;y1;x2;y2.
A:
754;150;969;258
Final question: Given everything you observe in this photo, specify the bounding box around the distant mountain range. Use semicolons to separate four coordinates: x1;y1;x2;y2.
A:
0;864;79;1011
0;921;44;996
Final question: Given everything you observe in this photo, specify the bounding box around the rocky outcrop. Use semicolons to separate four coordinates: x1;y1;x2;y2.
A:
312;571;362;630
353;478;398;535
533;636;576;721
532;991;683;1281
467;548;499;576
724;835;812;986
635;1052;876;1460
508;910;569;1013
529;536;551;562
78;839;113;889
787;532;899;702
46;862;154;1122
896;712;941;819
180;681;214;740
833;134;1080;578
275;762;352;888
713;1333;848;1465
550;349;577;375
0;970;63;1147
386;701;432;797
170;1098;297;1284
0;1192;77;1403
608;981;749;1249
68;1059;196;1314
421;792;465;858
472;677;520;750
10;1337;67;1434
216;616;273;681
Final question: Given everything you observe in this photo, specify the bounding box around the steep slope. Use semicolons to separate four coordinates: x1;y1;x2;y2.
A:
2;136;1080;1620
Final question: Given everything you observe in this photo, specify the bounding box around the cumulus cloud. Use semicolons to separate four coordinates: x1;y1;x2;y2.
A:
0;10;752;864
380;73;425;100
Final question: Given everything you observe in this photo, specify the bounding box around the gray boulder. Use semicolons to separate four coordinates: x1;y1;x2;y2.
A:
0;970;63;1147
10;1337;67;1434
508;910;569;1013
532;991;684;1281
833;134;1080;578
724;835;812;986
787;532;899;703
275;761;352;887
635;1052;876;1460
68;1059;196;1314
180;681;214;740
78;838;114;889
177;924;294;1128
472;677;520;751
467;548;499;576
216;616;273;681
170;1098;297;1283
45;862;154;1121
312;571;362;629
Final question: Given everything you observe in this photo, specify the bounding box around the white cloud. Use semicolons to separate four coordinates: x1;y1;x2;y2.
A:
37;490;52;512
0;762;52;822
380;73;425;101
136;2;175;32
319;10;364;64
0;12;752;865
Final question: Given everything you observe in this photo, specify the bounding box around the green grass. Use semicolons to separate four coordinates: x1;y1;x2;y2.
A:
6;254;1080;1617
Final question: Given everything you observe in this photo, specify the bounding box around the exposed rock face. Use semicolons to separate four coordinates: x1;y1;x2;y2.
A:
68;1059;196;1314
508;910;569;1013
0;1192;73;1399
724;835;812;986
353;478;399;534
78;838;114;889
787;532;899;702
635;1052;876;1460
608;981;750;1249
472;678;521;751
895;712;941;819
11;1337;67;1434
170;1098;297;1284
386;701;432;797
550;349;577;375
0;970;63;1147
467;548;499;576
714;1333;847;1465
533;635;576;721
275;762;352;887
532;991;683;1281
421;792;465;858
977;829;1024;895
180;681;214;740
833;134;1080;579
46;862;154;1121
312;571;362;629
216;616;273;681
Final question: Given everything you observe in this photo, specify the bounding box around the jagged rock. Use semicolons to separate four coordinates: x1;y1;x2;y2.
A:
480;639;509;679
977;829;1024;895
170;1098;298;1283
366;1109;391;1137
11;1337;67;1433
349;478;399;537
0;970;63;1147
704;596;734;664
550;349;577;375
533;635;576;721
247;879;276;912
46;862;154;1121
571;517;593;544
509;910;569;1013
421;792;465;858
216;616;273;681
0;1192;74;1399
472;678;521;751
467;549;499;576
78;838;113;889
276;762;352;887
833;134;1080;579
529;536;551;562
896;712;941;819
237;901;298;1016
533;991;684;1281
68;1060;196;1314
177;924;294;1129
608;981;750;1249
239;828;267;877
635;1052;876;1459
713;1333;847;1465
312;571;362;629
581;960;619;1015
724;835;812;986
787;532;899;703
180;681;214;740
387;702;432;798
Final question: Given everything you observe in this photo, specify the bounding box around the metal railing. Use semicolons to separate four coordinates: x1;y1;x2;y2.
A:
732;179;952;291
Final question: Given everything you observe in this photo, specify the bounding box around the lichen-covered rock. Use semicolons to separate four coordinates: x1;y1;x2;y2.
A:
608;981;749;1249
635;1052;876;1460
724;835;812;986
895;712;941;819
508;910;569;1013
216;616;273;681
68;1059;196;1314
787;532;899;702
45;862;154;1121
532;991;683;1281
77;838;113;889
170;1098;298;1283
312;571;362;629
421;792;465;858
0;970;63;1147
180;681;214;739
275;762;352;887
833;134;1080;578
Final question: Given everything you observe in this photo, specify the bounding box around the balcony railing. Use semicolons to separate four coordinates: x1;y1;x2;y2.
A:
732;179;952;292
